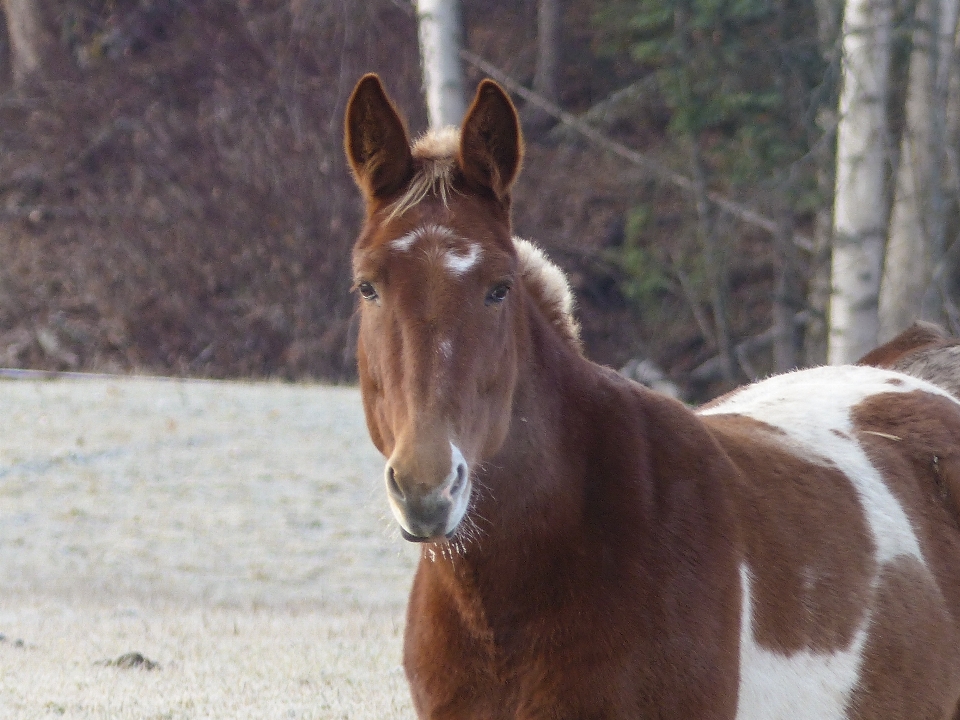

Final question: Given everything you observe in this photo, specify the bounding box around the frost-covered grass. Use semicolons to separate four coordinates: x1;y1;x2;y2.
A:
0;377;418;719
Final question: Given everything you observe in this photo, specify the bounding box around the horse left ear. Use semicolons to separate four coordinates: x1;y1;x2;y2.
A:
458;80;524;200
345;74;414;203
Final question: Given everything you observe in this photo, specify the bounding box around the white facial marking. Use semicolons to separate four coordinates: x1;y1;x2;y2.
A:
390;224;455;252
390;232;418;252
383;439;471;539
735;564;869;720
445;442;470;534
700;365;945;564
443;244;481;275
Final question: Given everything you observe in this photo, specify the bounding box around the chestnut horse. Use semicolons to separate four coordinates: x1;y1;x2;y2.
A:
345;74;960;719
858;321;960;398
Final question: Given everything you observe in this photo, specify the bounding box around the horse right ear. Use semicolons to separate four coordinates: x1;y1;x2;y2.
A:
345;74;414;203
459;80;523;200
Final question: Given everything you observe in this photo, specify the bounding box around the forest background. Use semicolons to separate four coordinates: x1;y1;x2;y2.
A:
0;0;956;402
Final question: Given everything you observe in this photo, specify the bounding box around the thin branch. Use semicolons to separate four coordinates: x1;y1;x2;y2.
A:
690;311;811;383
460;49;814;252
547;77;658;141
672;263;717;348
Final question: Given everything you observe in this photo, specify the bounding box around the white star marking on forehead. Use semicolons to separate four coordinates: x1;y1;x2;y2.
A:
390;224;455;252
443;244;482;275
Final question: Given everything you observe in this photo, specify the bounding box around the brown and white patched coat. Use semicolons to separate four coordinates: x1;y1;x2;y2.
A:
345;73;960;719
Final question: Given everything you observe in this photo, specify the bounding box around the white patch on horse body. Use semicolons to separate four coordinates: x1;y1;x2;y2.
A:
700;366;960;717
735;564;869;720
391;224;455;252
442;244;481;275
700;365;944;564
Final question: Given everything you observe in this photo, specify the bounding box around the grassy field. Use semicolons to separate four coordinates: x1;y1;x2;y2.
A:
0;377;418;719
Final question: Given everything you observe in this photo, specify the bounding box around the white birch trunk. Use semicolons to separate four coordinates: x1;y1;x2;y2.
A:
828;0;894;364
1;0;69;85
415;0;467;129
3;0;44;84
878;0;960;340
534;0;560;104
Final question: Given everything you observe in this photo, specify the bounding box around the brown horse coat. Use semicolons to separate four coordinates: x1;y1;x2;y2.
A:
345;74;960;719
858;321;960;399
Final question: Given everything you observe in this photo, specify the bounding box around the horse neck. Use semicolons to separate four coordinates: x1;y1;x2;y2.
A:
442;291;653;588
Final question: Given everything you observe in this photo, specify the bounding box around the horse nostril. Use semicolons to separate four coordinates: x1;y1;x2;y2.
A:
450;463;467;495
387;465;404;500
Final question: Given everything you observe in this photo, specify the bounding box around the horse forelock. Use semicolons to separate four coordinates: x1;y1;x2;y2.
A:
387;127;460;221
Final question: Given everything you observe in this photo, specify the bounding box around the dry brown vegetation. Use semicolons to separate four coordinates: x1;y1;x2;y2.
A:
0;0;775;395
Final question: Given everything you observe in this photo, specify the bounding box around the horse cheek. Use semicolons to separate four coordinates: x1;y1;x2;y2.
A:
478;351;517;460
357;319;398;457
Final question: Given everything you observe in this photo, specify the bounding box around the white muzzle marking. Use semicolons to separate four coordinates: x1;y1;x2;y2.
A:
385;441;471;539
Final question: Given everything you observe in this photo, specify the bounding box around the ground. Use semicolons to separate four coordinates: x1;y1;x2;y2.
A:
0;376;417;719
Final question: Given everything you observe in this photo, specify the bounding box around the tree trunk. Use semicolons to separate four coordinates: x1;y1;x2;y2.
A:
879;0;960;340
526;0;562;133
1;0;66;85
828;0;894;364
415;0;467;129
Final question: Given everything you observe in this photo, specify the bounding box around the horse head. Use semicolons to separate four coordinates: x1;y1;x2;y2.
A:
345;74;526;542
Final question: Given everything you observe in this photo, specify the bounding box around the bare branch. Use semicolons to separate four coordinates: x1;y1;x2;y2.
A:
460;49;814;252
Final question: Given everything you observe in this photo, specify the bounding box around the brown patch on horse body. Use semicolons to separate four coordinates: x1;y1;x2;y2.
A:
859;321;960;398
846;556;960;720
849;391;960;717
894;345;960;398
857;321;949;368
853;391;960;598
703;414;876;653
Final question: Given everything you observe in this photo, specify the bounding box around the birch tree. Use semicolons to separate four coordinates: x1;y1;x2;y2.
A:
1;0;67;85
828;0;894;364
525;0;562;132
415;0;466;129
878;0;960;339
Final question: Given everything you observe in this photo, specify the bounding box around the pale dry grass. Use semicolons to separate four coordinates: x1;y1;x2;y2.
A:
0;377;418;719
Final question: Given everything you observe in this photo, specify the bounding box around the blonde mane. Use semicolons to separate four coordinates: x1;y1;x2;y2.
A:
388;127;459;220
514;238;581;349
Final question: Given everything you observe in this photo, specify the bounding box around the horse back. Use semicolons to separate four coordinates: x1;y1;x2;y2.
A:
701;364;960;718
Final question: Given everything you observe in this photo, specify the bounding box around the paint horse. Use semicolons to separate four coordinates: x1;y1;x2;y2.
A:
345;74;960;719
858;321;960;399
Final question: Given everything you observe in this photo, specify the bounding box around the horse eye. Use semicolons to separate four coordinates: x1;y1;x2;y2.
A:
486;283;510;305
357;281;378;301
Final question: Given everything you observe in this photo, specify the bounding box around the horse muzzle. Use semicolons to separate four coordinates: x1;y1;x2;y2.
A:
385;443;471;542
